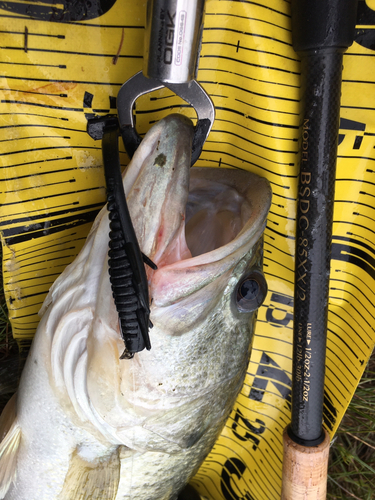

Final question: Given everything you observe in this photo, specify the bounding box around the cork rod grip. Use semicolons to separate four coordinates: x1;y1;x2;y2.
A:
281;428;330;500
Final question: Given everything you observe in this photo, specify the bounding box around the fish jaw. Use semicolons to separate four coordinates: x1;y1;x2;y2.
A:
124;113;194;267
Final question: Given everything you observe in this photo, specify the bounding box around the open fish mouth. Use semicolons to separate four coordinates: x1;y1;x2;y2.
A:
123;113;272;309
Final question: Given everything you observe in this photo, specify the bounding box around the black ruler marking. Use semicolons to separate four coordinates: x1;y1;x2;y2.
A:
202;40;298;62
200;66;300;89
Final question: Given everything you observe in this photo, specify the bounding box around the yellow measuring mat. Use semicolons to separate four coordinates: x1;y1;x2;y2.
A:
1;1;375;499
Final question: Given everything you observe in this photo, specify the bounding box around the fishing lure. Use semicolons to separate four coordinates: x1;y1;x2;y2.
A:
102;123;157;358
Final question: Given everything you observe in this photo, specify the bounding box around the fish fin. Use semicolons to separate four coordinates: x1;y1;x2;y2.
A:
58;447;120;500
0;394;21;499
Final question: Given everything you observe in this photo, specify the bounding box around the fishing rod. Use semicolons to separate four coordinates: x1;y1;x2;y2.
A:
281;1;358;498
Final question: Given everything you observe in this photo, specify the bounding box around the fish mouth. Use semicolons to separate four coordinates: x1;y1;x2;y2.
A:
123;114;272;306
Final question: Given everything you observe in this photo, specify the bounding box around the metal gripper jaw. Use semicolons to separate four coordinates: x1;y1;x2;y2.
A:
117;71;215;166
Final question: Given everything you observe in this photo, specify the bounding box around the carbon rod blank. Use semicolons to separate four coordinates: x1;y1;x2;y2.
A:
289;0;358;446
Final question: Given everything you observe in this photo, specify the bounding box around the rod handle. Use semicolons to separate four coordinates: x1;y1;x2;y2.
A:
281;427;330;500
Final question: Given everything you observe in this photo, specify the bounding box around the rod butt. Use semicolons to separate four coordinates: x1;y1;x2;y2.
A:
281;427;330;500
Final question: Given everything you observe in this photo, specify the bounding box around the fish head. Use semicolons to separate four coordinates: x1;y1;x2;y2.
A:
114;114;272;336
119;113;271;339
45;114;271;450
84;115;272;439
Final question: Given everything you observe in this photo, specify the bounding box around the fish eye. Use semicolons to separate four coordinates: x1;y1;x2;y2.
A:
236;271;267;313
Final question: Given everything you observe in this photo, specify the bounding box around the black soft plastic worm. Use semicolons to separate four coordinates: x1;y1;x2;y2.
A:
102;123;157;359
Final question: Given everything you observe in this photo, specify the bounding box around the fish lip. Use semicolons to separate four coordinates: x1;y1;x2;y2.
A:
124;114;194;266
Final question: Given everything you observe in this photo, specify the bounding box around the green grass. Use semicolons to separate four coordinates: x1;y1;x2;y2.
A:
0;249;374;498
327;355;375;499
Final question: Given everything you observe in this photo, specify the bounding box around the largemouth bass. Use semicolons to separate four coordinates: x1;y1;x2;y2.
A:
0;114;272;500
